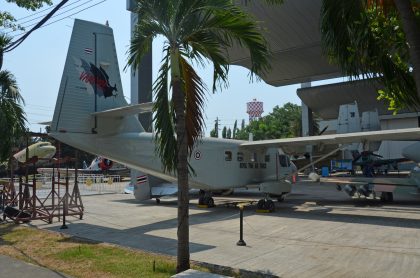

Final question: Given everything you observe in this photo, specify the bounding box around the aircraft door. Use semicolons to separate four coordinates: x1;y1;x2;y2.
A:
277;153;291;180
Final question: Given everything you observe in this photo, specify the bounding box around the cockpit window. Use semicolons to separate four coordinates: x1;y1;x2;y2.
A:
225;151;232;161
279;154;290;167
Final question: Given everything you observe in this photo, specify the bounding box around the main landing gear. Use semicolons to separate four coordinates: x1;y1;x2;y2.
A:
257;198;275;212
380;192;394;202
198;190;215;207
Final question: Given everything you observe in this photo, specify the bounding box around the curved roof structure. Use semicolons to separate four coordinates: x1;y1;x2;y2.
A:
297;80;412;119
230;0;341;86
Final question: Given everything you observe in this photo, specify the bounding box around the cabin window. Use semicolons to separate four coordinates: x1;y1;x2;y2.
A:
279;154;290;167
237;152;244;161
265;155;270;162
225;151;232;161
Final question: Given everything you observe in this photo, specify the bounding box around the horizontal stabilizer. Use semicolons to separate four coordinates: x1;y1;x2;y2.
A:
91;102;153;118
151;184;178;197
38;121;52;125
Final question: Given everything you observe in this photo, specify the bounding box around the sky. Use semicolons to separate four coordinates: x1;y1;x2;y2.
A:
2;0;339;135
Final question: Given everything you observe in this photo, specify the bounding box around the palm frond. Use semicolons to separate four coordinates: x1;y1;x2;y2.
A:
152;50;177;173
179;55;207;153
180;0;270;91
0;70;27;161
321;0;420;110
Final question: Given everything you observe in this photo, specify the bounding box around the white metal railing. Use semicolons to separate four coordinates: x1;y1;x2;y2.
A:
38;173;127;194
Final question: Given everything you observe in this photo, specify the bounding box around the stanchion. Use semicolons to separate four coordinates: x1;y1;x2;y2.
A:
237;205;246;246
60;167;69;229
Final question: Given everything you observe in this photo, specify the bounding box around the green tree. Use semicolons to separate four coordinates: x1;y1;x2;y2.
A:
209;117;219;138
232;120;238;139
226;127;232;139
0;0;52;31
320;0;420;111
1;0;53;164
236;103;311;140
0;34;12;70
127;0;269;272
222;126;227;138
0;70;26;162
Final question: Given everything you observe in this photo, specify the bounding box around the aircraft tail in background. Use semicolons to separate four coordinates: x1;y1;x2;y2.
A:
51;19;144;136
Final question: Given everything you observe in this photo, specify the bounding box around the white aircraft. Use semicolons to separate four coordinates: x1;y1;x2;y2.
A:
37;156;128;176
13;142;56;163
47;19;420;210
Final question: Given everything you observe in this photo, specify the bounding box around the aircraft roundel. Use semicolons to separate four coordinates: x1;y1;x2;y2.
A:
194;150;201;160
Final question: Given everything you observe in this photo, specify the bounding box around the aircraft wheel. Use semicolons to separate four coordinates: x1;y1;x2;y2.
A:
198;197;205;205
199;190;205;198
380;192;394;203
156;198;161;204
257;199;265;210
266;200;275;212
277;195;285;202
207;197;215;207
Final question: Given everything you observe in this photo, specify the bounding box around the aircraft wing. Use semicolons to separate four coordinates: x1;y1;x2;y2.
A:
321;176;418;188
239;127;420;153
91;102;153;118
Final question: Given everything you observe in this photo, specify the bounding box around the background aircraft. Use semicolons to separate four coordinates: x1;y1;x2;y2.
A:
13;142;56;164
37;156;129;176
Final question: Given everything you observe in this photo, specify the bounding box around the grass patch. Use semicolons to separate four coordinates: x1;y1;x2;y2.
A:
0;224;206;278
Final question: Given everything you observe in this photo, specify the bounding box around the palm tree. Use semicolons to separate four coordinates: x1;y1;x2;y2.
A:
387;0;420;101
127;0;270;272
0;70;27;162
0;34;12;70
320;0;420;111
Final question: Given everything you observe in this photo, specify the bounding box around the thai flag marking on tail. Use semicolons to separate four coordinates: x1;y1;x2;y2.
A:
136;175;148;185
84;47;93;54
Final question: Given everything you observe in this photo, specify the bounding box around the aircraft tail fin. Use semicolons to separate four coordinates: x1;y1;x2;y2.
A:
51;19;144;135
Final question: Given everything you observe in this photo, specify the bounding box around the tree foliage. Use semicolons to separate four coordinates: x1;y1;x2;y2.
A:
236;103;306;141
1;0;52;30
321;0;420;112
0;70;26;161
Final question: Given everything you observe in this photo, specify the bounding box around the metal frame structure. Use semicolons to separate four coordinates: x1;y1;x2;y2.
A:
2;133;84;224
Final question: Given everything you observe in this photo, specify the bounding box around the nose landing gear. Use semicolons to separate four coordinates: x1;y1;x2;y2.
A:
198;190;215;207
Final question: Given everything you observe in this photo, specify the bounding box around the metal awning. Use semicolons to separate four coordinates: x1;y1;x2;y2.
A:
297;80;412;119
229;0;342;86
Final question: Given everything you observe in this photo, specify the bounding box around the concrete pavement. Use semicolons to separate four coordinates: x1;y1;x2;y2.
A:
24;181;420;277
0;254;71;278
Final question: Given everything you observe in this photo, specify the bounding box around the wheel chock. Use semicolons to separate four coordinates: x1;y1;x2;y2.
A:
197;204;209;208
256;209;272;213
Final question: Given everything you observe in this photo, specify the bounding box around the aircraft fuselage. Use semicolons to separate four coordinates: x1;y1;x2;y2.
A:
50;131;292;191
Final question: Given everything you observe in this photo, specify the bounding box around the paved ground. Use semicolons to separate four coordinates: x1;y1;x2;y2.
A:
0;254;70;278
26;180;420;277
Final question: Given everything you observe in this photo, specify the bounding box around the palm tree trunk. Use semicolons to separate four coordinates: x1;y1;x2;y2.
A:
394;0;420;100
172;74;190;273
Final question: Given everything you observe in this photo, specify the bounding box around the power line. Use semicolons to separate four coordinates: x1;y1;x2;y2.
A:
10;0;108;39
4;0;70;53
7;0;96;34
7;0;87;30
